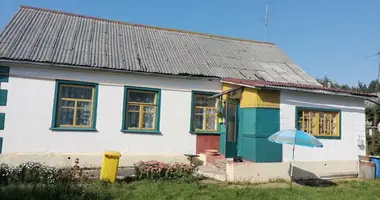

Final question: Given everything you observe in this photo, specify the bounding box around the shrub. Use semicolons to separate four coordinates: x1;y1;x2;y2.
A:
10;162;57;184
0;163;11;185
0;161;87;185
134;161;197;181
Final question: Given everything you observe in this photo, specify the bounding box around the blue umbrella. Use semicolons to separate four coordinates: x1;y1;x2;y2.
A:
268;130;323;183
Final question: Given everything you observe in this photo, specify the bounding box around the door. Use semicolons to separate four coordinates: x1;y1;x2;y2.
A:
225;99;238;158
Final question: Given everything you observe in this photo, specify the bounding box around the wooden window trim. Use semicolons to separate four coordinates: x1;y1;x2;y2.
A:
190;91;220;134
50;80;98;132
295;107;341;139
121;86;161;134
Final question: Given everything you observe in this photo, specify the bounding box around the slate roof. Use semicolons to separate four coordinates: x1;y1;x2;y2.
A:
0;6;320;86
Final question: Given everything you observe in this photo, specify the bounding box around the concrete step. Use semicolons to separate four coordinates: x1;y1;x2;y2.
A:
197;165;227;181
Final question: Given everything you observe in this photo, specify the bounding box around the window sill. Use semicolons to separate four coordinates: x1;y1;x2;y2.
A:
50;127;98;132
315;136;341;140
121;129;161;135
190;131;221;135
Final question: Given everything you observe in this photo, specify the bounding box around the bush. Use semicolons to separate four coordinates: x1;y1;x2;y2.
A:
10;162;57;184
134;161;198;181
0;162;87;185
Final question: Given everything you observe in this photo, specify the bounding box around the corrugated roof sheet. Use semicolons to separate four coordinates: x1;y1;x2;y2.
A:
0;6;321;86
223;78;376;97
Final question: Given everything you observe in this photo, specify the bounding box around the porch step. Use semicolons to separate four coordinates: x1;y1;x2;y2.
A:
212;159;227;171
197;165;227;181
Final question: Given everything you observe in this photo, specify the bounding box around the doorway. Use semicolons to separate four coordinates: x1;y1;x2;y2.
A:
225;99;238;158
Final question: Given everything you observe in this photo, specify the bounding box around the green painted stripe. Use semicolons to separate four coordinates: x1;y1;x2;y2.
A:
0;113;5;130
0;89;8;106
0;137;2;153
0;66;10;83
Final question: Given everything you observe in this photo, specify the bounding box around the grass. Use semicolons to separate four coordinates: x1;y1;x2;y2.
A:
0;179;380;200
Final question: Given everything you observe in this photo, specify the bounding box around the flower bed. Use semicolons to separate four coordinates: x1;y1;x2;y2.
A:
0;162;86;185
134;161;198;181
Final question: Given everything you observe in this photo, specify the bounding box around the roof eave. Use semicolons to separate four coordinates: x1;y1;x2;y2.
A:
222;80;377;99
0;59;221;80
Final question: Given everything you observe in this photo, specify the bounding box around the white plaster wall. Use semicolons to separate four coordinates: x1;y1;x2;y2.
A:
0;64;220;155
227;160;358;183
280;90;366;162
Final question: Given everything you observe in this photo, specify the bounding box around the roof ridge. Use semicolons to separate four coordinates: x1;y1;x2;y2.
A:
19;5;275;46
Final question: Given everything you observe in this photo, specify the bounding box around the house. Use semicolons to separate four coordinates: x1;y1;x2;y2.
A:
0;6;374;177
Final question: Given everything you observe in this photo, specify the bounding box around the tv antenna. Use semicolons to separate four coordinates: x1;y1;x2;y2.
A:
261;2;275;42
364;52;380;81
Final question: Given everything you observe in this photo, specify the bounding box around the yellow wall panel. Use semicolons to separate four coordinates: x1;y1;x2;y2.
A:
257;90;280;108
221;83;280;108
222;83;242;100
240;87;259;108
241;88;280;108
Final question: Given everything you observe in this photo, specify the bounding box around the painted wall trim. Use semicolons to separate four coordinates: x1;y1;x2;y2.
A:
0;89;8;106
50;80;99;131
0;113;5;130
0;66;10;82
121;86;161;133
295;106;342;140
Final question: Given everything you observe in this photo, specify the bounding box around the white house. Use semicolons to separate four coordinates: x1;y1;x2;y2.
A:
0;6;374;178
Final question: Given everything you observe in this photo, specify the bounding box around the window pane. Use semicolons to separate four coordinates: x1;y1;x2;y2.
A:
77;101;92;109
76;109;91;126
60;100;75;107
195;108;204;114
206;116;216;130
61;86;93;99
206;108;216;115
194;115;203;129
142;113;154;129
128;105;139;111
128;91;156;103
143;106;155;112
58;108;74;125
195;95;215;107
127;112;140;128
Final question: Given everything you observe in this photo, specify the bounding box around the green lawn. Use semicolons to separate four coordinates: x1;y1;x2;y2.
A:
1;179;380;200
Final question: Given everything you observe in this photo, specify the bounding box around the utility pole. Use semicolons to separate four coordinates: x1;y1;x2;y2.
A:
365;52;380;154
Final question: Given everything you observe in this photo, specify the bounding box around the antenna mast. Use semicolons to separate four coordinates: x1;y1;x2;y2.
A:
261;2;275;42
364;52;380;81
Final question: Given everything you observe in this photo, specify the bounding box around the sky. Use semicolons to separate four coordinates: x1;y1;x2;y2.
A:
0;0;379;86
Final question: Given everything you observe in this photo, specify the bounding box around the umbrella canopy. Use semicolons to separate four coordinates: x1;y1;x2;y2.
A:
268;130;323;148
268;129;323;185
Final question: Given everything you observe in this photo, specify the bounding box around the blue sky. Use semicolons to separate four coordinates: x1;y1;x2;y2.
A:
0;0;379;86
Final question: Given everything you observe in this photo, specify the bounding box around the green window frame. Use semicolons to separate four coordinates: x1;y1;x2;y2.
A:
295;107;341;139
121;86;161;134
50;80;98;131
190;91;220;134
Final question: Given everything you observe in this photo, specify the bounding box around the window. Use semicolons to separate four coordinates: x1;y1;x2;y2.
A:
296;107;341;138
51;80;98;131
122;87;161;133
190;92;218;133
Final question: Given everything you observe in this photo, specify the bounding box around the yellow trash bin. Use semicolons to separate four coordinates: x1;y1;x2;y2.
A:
100;151;121;183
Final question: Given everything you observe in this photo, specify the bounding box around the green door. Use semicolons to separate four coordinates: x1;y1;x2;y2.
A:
225;99;238;158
